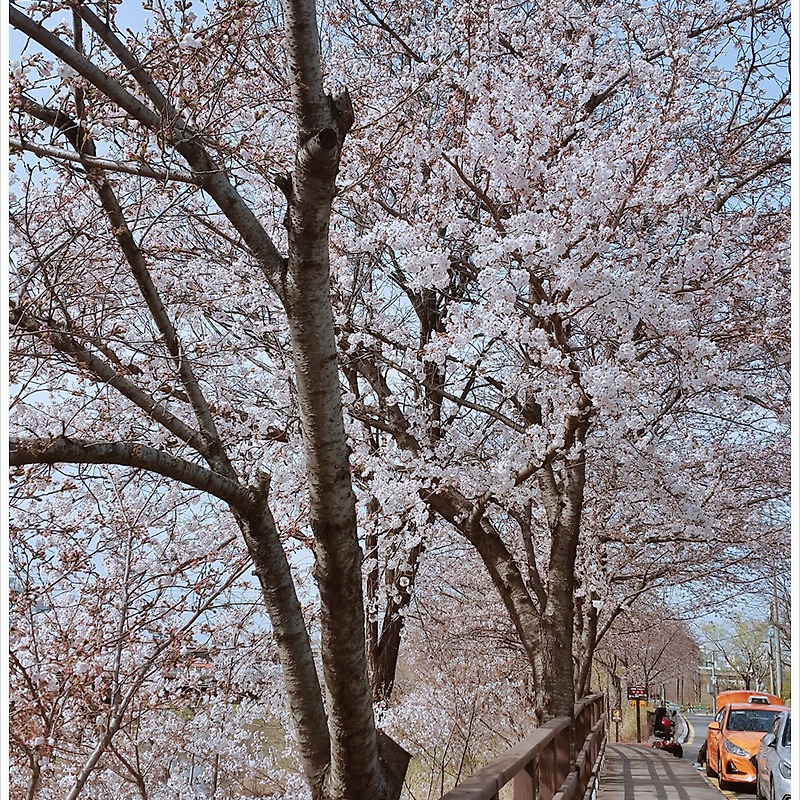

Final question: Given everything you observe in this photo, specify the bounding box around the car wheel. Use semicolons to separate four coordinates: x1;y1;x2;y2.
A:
717;756;728;791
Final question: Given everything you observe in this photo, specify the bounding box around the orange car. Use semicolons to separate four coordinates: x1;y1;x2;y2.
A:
706;701;787;789
714;690;784;711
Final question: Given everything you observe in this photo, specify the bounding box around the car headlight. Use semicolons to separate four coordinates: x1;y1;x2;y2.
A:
723;740;749;757
778;760;791;780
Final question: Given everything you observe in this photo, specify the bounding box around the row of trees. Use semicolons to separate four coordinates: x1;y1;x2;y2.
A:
10;491;785;799
8;0;789;796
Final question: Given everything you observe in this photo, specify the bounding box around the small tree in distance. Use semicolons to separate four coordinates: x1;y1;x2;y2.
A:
701;616;773;692
595;603;701;703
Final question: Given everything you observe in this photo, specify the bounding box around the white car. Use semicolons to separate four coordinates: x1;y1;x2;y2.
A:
756;709;791;800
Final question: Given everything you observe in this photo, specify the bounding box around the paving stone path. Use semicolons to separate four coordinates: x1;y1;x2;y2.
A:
597;744;724;800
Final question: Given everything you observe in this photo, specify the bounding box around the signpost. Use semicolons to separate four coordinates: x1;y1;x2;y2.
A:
627;686;648;742
611;707;622;742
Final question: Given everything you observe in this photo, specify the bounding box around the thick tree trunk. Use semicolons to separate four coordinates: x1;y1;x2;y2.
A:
533;430;587;725
238;505;331;796
279;64;404;793
282;185;389;800
283;257;410;795
277;2;408;795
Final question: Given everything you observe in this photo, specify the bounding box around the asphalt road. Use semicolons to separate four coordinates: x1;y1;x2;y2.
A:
683;713;757;800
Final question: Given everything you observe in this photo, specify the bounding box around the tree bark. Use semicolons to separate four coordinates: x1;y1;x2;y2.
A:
575;593;599;699
534;444;587;724
282;143;394;800
276;1;404;794
238;503;331;795
370;536;424;703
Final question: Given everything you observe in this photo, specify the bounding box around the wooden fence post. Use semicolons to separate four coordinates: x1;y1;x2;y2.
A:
513;758;536;800
539;742;557;800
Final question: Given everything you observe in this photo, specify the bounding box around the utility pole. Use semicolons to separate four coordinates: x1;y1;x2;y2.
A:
767;617;776;695
710;656;717;710
696;653;717;708
636;701;642;743
772;572;784;697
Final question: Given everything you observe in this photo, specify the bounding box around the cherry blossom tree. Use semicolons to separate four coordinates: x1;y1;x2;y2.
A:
8;471;290;799
323;0;789;722
9;0;409;796
571;420;790;698
9;0;789;788
594;601;701;701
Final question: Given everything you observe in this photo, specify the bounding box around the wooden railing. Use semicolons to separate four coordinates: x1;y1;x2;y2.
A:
440;693;606;800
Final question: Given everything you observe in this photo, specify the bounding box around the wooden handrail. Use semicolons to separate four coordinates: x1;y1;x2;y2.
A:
440;693;605;800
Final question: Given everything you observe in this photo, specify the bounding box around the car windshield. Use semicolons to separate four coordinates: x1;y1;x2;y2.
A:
782;717;791;747
726;709;781;733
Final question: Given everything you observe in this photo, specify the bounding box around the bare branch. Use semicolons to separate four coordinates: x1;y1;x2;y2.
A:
713;149;790;211
9;7;161;128
10;437;255;510
11;304;207;452
10;5;285;288
17;98;238;474
9;139;200;184
357;0;424;64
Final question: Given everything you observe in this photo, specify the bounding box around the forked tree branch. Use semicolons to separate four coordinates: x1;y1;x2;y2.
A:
18;97;237;475
713;149;790;211
9;4;285;290
11;305;207;452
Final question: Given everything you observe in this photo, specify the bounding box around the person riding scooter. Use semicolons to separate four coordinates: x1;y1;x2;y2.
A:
652;707;683;758
654;706;673;738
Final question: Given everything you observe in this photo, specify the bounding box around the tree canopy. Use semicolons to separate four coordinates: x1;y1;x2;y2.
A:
8;0;789;796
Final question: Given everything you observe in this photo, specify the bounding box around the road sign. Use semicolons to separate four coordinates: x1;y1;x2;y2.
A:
625;689;647;743
612;707;622;742
627;685;648;701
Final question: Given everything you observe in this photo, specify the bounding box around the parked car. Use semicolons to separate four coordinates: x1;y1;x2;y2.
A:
756;709;791;800
715;690;785;712
705;701;786;790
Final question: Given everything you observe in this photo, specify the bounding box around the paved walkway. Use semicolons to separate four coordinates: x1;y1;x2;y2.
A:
598;744;723;800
